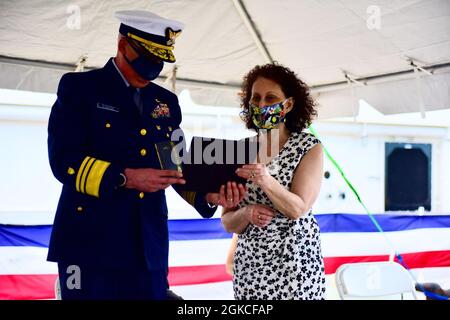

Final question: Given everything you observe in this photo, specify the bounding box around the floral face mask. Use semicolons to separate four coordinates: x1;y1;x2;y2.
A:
250;98;290;130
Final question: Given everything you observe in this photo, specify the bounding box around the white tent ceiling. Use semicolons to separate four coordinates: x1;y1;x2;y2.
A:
0;0;449;119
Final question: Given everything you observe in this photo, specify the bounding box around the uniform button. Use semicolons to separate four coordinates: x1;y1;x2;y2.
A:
168;126;173;132
67;167;75;175
105;123;111;128
139;192;145;199
166;133;170;138
156;125;161;130
140;148;147;156
77;206;83;213
140;129;147;136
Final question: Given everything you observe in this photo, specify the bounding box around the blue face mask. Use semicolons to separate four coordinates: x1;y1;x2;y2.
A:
124;42;164;80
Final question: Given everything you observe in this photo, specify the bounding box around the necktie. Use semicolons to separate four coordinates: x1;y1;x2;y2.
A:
131;87;144;116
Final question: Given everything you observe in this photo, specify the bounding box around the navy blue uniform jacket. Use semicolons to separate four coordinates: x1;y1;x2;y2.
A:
47;58;216;271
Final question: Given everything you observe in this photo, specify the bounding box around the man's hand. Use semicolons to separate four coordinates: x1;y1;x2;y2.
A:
206;182;246;209
124;168;185;192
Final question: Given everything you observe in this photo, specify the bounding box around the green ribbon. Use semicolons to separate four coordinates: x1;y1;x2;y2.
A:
308;125;385;235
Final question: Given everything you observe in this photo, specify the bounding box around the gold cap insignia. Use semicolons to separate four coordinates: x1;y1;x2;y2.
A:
166;27;182;46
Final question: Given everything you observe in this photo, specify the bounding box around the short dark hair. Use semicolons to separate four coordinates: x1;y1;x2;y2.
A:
239;63;317;132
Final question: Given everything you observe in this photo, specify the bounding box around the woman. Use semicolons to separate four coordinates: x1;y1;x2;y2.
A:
221;63;326;300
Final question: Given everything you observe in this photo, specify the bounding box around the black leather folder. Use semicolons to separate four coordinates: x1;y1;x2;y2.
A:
155;136;258;193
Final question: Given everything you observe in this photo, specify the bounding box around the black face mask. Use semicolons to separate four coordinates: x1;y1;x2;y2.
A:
124;42;164;80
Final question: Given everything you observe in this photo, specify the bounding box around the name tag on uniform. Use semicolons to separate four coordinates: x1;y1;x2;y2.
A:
97;102;120;112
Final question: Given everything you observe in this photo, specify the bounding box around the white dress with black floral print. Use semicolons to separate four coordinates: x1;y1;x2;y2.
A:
233;131;326;300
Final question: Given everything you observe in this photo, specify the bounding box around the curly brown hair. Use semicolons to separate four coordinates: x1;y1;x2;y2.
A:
240;62;317;133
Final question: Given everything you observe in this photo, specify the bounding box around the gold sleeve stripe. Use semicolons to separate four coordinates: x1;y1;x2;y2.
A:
191;192;197;207
181;191;196;206
85;159;111;198
76;156;92;192
80;157;96;194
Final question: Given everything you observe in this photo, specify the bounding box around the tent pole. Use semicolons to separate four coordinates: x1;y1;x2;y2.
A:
343;71;367;121
347;79;357;122
0;55;449;95
312;62;450;93
407;57;431;119
171;65;178;92
75;54;88;72
231;0;273;63
413;67;426;119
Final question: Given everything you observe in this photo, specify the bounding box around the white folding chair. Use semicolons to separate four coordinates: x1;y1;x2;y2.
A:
335;261;418;300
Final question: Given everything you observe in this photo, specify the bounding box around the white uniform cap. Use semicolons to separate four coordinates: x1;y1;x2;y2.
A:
114;10;184;62
114;10;184;38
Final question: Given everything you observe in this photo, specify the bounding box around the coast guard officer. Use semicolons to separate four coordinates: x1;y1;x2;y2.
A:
47;10;246;299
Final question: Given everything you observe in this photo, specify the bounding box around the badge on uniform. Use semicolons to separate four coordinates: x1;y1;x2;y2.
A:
97;102;120;113
151;100;171;118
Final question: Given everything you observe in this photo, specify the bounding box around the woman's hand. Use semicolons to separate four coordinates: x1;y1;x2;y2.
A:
236;163;274;189
244;204;275;228
206;182;247;209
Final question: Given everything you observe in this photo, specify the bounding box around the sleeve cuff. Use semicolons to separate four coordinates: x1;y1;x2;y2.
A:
194;192;217;218
75;156;123;198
